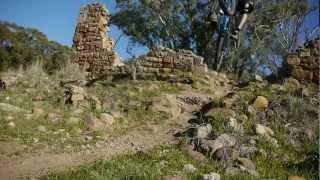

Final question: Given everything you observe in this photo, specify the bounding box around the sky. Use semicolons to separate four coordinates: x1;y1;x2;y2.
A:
0;0;319;60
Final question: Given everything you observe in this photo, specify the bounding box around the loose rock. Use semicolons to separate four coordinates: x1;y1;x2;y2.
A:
253;96;269;109
183;164;196;173
202;172;220;180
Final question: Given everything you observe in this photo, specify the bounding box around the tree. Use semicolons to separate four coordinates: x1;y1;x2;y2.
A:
112;0;316;78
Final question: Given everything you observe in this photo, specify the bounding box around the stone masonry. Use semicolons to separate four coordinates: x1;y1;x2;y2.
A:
286;39;319;84
72;3;124;74
137;46;208;73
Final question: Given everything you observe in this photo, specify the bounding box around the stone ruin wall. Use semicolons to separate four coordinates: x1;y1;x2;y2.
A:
72;3;124;74
136;46;208;73
286;39;319;84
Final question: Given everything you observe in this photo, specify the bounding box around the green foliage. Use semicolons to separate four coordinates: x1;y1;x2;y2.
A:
0;21;71;73
112;0;315;77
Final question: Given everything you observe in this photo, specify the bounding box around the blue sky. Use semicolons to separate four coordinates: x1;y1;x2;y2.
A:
0;0;319;60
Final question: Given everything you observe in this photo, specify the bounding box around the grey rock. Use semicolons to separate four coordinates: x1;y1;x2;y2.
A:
237;157;259;177
183;164;196;173
193;124;212;139
202;172;220;180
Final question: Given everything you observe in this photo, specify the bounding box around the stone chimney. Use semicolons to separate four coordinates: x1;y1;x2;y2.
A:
72;3;124;74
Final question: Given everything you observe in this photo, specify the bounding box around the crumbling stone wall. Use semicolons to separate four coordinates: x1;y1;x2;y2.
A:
136;46;207;73
72;3;123;74
286;39;319;84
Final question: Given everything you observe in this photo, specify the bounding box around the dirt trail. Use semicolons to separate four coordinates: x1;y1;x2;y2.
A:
0;79;232;180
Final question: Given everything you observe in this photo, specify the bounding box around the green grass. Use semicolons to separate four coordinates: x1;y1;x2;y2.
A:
42;146;221;180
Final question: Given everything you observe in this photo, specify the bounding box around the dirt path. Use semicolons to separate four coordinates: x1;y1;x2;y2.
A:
0;79;232;180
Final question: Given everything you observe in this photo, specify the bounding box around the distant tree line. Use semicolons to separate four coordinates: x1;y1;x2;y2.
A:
0;21;71;74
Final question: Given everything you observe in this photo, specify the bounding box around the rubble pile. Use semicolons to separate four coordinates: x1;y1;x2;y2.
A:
286;39;319;84
72;3;123;74
137;46;208;73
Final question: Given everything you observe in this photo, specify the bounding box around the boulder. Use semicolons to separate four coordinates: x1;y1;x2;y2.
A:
253;96;269;110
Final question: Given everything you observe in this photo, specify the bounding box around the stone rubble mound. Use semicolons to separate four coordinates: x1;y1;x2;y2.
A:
136;46;208;73
286;38;319;84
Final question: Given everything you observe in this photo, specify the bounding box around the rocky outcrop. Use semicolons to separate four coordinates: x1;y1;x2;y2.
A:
72;3;124;74
286;39;319;84
136;46;208;73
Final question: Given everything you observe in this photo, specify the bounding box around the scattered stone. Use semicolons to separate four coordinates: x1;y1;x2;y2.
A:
255;124;274;139
228;117;242;131
180;144;206;162
254;74;263;82
253;96;269;110
8;121;15;128
183;164;196;173
85;115;106;130
213;147;229;161
100;113;115;126
237;157;258;177
202;172;220;180
247;105;256;115
33;138;39;143
193;124;212;139
0;103;28;113
199;134;236;158
37;125;47;133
